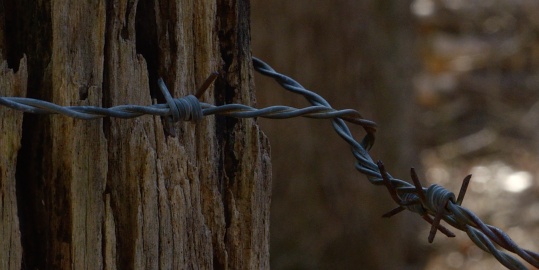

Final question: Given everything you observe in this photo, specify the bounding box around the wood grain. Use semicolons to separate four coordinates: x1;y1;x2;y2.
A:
0;57;27;270
0;0;271;269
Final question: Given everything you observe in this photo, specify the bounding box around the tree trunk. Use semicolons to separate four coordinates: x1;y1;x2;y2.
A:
0;0;271;269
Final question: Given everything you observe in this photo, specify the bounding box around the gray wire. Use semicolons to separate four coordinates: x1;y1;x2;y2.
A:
0;96;377;125
252;56;539;270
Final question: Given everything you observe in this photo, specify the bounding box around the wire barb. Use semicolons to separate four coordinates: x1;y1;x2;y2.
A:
378;161;456;240
195;72;219;99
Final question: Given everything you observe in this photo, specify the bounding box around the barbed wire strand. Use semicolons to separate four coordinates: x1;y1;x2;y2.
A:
251;57;539;270
0;91;377;127
0;57;537;269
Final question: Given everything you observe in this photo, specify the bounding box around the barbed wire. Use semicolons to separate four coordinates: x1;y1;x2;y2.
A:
1;57;538;269
0;81;376;128
253;57;539;270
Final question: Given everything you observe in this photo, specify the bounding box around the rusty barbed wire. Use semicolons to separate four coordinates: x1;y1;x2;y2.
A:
1;57;538;269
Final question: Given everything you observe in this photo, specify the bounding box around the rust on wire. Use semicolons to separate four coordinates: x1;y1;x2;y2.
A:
0;57;538;269
195;72;219;99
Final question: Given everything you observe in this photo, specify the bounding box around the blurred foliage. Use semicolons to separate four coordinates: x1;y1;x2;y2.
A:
414;0;539;269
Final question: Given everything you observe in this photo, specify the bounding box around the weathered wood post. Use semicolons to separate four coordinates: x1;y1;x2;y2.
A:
0;0;271;269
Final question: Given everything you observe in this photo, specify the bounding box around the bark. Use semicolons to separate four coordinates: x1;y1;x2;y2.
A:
0;57;27;270
0;0;271;269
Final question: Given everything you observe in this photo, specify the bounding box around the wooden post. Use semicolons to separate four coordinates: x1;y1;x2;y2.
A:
0;0;271;269
0;57;27;270
252;0;421;268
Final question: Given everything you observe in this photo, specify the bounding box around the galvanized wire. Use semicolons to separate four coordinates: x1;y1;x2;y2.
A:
1;57;538;269
252;57;539;270
0;92;375;126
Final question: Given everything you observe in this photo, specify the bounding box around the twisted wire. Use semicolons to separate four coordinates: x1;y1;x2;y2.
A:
252;57;539;270
0;92;374;126
1;57;538;269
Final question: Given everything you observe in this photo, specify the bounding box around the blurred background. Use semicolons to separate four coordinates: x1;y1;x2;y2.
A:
251;0;539;269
